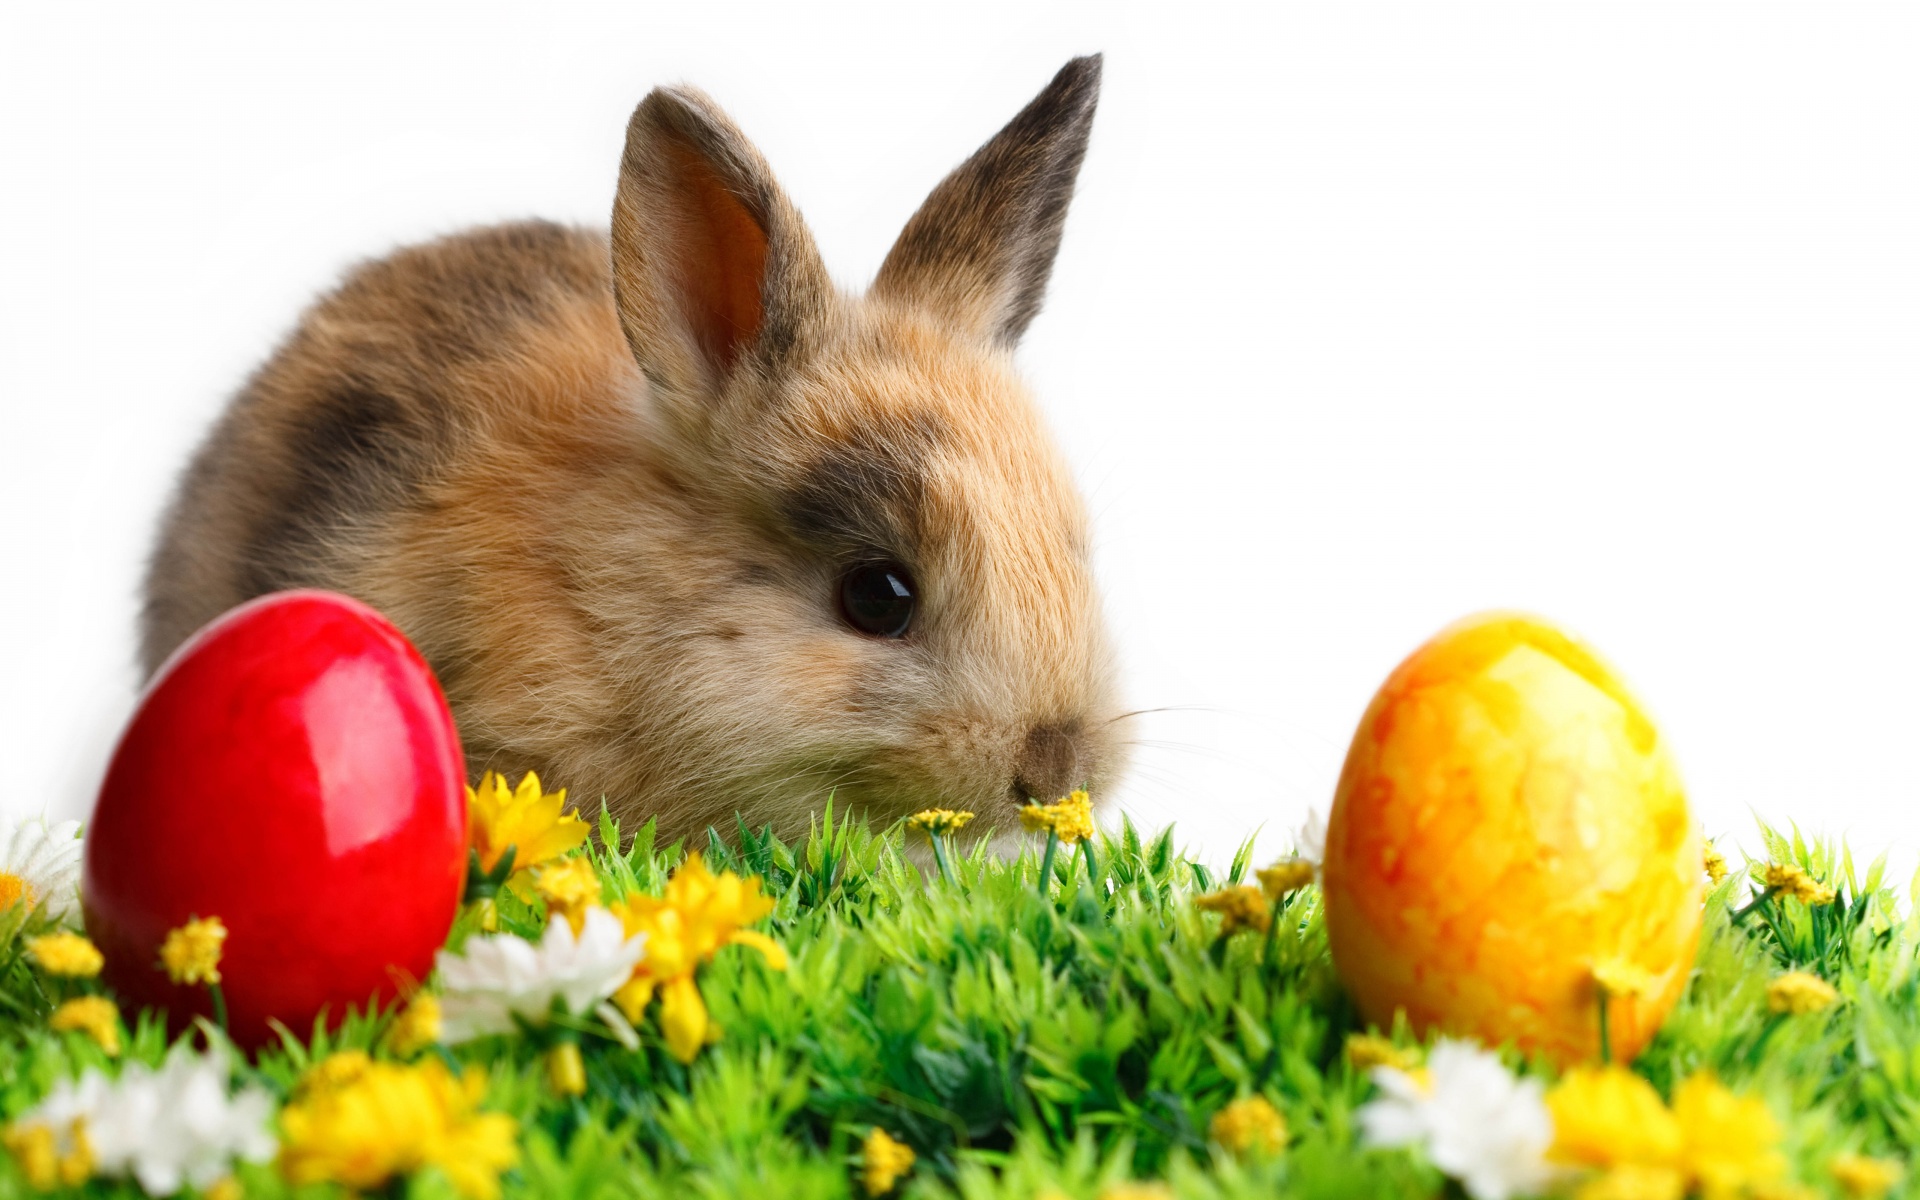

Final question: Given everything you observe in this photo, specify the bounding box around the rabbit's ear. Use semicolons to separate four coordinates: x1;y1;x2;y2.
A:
872;56;1101;347
612;86;832;399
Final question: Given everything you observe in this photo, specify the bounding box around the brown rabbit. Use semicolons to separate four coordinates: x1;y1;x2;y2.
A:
140;56;1126;840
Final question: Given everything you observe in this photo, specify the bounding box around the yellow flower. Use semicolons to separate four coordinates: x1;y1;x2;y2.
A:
0;872;32;913
49;996;121;1056
1829;1153;1904;1199
1762;864;1835;906
907;809;975;836
532;856;601;933
1546;1066;1683;1170
546;1043;586;1098
1703;843;1729;885
1195;885;1271;936
160;915;227;985
1572;1164;1687;1200
1671;1072;1786;1199
1209;1095;1288;1156
3;1120;93;1190
296;1050;374;1097
1344;1033;1418;1073
278;1056;518;1200
204;1175;243;1200
26;932;103;978
388;994;443;1057
607;854;788;1063
1255;859;1315;899
1019;790;1096;844
861;1127;915;1196
1592;959;1658;1000
1098;1186;1176;1200
1767;971;1839;1015
467;771;589;881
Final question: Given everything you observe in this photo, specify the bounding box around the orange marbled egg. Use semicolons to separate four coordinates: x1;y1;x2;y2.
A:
1322;612;1700;1065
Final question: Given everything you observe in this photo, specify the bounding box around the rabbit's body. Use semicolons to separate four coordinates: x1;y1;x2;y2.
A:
142;59;1125;839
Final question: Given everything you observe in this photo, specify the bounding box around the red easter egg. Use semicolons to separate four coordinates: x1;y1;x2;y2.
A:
84;590;467;1049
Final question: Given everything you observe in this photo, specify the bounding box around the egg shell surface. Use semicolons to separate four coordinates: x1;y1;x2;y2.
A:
83;590;467;1048
1322;612;1701;1065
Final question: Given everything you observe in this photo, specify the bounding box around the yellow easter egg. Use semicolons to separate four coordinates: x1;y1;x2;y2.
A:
1322;612;1700;1065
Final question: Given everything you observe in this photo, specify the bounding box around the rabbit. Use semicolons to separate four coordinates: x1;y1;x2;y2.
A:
139;56;1127;842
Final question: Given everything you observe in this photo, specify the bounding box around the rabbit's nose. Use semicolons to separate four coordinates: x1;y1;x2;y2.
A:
1011;722;1084;805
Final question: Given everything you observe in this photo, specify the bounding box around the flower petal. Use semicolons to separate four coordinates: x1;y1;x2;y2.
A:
726;929;789;970
659;977;708;1064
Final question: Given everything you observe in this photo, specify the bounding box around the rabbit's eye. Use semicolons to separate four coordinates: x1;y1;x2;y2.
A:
838;561;916;638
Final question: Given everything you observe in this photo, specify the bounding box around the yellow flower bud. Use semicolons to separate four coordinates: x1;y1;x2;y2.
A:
1829;1153;1903;1199
1767;971;1839;1015
160;915;227;986
1208;1095;1288;1156
387;994;442;1057
26;932;103;979
1762;864;1835;906
1255;859;1315;900
1195;885;1271;936
547;1043;587;1097
49;997;121;1057
533;856;601;934
1703;843;1729;886
204;1176;244;1200
1344;1033;1418;1073
906;809;975;836
861;1128;915;1196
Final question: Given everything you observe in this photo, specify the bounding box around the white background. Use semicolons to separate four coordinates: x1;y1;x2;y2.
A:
4;3;1916;880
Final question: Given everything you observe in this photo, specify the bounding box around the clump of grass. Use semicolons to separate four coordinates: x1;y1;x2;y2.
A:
2;810;1913;1197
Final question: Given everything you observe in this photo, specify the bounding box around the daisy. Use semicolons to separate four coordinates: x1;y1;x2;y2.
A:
1;815;83;925
1359;1038;1556;1200
436;906;646;1042
8;1044;276;1196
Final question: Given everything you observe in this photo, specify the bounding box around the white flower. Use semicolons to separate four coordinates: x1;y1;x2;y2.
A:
1295;805;1327;869
1358;1038;1556;1200
10;1044;276;1196
437;907;646;1042
7;1068;108;1165
1;815;83;925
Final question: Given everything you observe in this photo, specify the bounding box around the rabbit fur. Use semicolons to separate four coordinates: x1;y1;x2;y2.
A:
141;56;1127;840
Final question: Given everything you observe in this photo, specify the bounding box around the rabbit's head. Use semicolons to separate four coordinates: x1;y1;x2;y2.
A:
599;57;1127;834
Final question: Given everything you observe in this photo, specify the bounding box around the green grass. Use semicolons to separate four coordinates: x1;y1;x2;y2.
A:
4;809;1917;1199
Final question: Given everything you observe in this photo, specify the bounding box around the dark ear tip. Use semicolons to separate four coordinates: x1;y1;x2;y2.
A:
1053;54;1104;100
630;84;713;137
